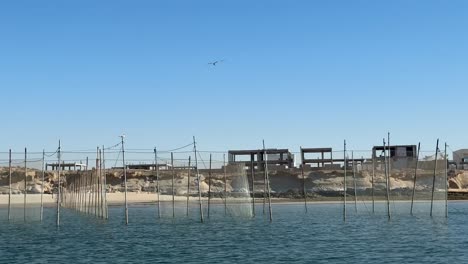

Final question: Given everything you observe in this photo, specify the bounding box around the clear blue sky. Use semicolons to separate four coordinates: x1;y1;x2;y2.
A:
0;0;466;156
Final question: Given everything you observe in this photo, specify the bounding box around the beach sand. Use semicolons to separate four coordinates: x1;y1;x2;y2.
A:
0;193;350;208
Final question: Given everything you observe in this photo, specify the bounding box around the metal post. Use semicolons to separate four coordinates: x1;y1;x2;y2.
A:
300;147;307;213
263;140;273;222
207;154;212;219
186;156;191;217
154;148;161;219
8;149;12;221
57;140;61;227
410;142;421;215
121;135;128;225
343;140;347;222
430;139;439;217
193;136;204;223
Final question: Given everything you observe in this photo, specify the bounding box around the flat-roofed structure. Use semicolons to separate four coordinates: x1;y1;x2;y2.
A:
301;147;334;167
228;148;294;168
300;147;364;169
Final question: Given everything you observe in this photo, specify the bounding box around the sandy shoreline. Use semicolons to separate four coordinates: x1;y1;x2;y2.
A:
0;193;341;207
0;193;457;208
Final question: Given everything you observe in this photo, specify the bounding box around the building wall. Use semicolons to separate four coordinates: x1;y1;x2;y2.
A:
453;149;468;168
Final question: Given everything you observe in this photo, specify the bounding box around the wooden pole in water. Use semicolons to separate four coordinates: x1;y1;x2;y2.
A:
430;139;439;217
193;136;204;223
103;146;108;219
186;156;191;217
78;166;82;212
86;157;90;215
263;151;266;216
99;148;104;218
121;135;128;225
383;139;390;219
93;147;101;217
387;132;392;216
224;154;227;216
82;170;85;213
98;148;102;217
445;142;448;218
57;140;61;226
40;150;45;221
85;158;88;213
95;147;99;217
207;154;212;219
171;152;175;218
79;173;81;212
371;150;375;214
24;147;27;222
410;142;421;216
99;148;102;217
154;148;161;219
251;159;255;217
388;132;391;176
91;158;94;215
352;151;357;213
75;168;78;211
72;173;76;210
84;158;87;213
263;140;273;222
8;149;12;221
300;147;308;213
343;140;347;222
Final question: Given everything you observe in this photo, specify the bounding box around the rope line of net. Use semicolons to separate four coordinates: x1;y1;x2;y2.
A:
44;148;59;157
127;142;194;153
104;141;122;150
197;151;208;170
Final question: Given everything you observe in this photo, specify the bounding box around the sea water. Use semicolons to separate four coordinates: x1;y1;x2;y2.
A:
0;202;464;263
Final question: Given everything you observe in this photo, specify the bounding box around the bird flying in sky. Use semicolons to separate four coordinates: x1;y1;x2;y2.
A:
208;59;225;66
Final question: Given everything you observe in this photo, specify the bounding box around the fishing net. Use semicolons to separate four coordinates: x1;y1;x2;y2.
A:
225;163;253;218
0;151;44;222
344;144;447;218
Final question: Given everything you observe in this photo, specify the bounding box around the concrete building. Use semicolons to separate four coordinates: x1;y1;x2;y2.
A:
300;147;363;169
372;145;417;170
453;149;468;170
228;149;294;168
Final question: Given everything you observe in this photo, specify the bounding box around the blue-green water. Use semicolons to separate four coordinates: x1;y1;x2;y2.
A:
0;202;465;263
